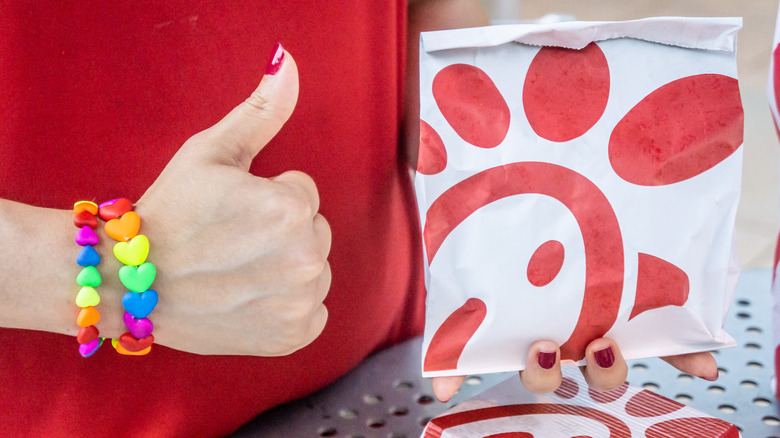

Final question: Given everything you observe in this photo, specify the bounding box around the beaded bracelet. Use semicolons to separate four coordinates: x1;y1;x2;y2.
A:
99;198;157;356
73;201;104;357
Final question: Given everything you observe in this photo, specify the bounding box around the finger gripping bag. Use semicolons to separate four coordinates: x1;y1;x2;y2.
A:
415;17;743;377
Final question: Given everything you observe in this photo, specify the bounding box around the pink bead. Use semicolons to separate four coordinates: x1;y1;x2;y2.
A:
123;311;154;339
75;226;99;246
78;337;103;357
98;198;124;209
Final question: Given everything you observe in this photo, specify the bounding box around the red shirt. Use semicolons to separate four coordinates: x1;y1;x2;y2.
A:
0;2;424;436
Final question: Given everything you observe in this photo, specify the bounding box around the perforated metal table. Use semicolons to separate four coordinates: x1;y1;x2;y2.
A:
233;269;780;437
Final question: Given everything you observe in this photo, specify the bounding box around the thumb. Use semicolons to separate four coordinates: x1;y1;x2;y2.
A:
201;43;299;169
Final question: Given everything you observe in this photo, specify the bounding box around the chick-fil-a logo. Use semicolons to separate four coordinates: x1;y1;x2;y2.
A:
418;42;743;372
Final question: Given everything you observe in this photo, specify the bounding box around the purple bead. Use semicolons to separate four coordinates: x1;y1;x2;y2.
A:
123;311;154;339
98;198;123;209
78;337;103;357
75;226;99;246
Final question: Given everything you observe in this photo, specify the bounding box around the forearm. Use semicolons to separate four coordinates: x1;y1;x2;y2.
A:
404;0;490;170
0;199;124;338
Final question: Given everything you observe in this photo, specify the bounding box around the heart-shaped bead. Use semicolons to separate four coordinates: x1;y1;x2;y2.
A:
98;198;133;221
78;337;103;357
119;332;154;352
119;262;156;292
76;306;100;327
73;210;98;229
77;325;100;344
77;245;101;267
73;201;98;216
113;235;149;266
123;311;154;339
111;338;151;356
122;289;158;318
75;226;99;246
76;266;102;287
105;211;140;242
75;286;100;307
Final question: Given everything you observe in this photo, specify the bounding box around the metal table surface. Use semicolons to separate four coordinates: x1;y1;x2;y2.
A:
233;269;780;438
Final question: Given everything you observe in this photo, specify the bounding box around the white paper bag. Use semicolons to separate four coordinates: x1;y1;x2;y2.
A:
416;18;743;377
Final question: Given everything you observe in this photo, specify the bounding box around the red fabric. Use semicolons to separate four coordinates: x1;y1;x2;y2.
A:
0;2;425;437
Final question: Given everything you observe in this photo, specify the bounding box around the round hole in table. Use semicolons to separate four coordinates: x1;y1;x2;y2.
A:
394;381;413;391
318;426;337;437
708;385;725;394
675;394;693;403
740;380;758;389
339;409;358;420
363;394;383;405
465;376;482;385
416;395;435;405
367;418;385;429
753;397;772;407
390;406;409;417
762;416;780;426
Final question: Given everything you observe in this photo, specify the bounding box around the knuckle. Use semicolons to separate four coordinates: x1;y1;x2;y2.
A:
278;170;317;190
277;190;313;224
296;250;327;280
263;192;311;232
274;171;319;209
244;89;272;112
279;294;319;325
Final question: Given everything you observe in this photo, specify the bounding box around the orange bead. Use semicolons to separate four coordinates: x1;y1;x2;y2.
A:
105;211;140;242
76;306;100;327
73;201;98;216
111;338;151;356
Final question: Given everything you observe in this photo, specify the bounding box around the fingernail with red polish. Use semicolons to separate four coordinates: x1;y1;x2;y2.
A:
594;347;615;368
265;43;285;76
537;351;556;370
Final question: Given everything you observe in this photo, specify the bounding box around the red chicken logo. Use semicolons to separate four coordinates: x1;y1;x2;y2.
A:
418;41;743;373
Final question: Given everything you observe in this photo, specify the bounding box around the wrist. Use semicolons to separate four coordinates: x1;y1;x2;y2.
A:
0;200;126;340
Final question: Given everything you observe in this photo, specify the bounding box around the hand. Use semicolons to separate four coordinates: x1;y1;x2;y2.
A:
129;48;331;356
431;338;718;401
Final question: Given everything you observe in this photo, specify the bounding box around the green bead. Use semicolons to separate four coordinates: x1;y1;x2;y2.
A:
76;266;102;287
119;262;156;293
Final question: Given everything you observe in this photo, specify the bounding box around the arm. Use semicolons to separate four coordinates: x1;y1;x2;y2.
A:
0;47;330;357
0;200;125;338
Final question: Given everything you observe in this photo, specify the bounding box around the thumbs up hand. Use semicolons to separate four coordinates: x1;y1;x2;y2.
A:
132;45;331;356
